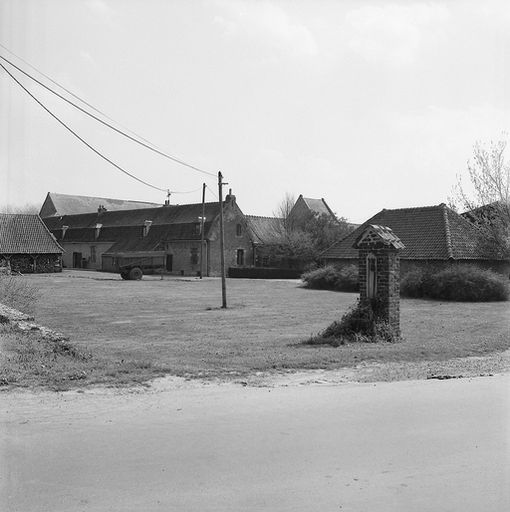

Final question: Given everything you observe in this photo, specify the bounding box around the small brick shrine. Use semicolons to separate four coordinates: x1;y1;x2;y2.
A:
352;224;405;335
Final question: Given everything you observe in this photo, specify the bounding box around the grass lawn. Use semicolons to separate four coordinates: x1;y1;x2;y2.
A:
0;269;504;389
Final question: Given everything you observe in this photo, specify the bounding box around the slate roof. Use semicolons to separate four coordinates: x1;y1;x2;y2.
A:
301;197;336;218
0;214;63;254
322;204;497;261
40;192;160;217
44;202;220;231
44;202;223;253
245;215;284;245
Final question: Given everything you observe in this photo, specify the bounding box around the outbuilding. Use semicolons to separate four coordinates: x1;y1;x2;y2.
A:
0;214;63;273
321;204;510;276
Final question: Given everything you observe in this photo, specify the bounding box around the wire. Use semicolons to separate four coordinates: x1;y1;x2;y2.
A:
0;48;217;178
0;42;113;121
168;187;203;194
206;184;219;200
0;61;168;192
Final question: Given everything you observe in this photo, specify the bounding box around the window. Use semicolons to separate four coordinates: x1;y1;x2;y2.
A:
190;247;199;265
236;223;242;236
194;223;201;235
236;249;245;266
90;246;97;263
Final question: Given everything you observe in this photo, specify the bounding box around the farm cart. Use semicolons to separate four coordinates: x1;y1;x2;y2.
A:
102;251;169;280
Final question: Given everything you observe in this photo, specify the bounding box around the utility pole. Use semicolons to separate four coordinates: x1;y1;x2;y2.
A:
199;182;206;279
218;171;227;308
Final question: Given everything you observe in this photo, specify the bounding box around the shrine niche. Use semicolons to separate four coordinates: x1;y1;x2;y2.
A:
352;224;405;335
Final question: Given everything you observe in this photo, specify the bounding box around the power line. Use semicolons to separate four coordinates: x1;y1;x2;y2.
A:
0;47;217;178
0;42;113;121
168;187;203;194
206;184;219;200
0;61;168;193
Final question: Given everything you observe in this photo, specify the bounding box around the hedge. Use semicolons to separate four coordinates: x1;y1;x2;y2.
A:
401;266;509;302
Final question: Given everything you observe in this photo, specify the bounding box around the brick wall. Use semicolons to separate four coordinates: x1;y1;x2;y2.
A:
207;199;254;277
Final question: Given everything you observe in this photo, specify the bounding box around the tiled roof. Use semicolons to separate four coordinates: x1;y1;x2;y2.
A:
0;214;63;254
40;192;160;217
353;224;405;250
322;204;496;261
245;215;284;244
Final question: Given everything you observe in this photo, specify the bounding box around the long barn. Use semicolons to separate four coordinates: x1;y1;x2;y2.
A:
43;193;254;277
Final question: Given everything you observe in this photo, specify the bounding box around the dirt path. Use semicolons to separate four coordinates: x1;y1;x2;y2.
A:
1;373;509;511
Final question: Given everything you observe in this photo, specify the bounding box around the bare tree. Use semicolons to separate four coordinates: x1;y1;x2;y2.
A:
269;193;354;265
0;203;40;214
450;137;510;258
273;192;296;231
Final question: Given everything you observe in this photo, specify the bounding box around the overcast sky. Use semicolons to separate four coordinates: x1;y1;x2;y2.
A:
1;0;508;222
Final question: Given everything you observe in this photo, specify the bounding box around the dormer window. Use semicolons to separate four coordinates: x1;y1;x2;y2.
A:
94;223;102;240
194;223;201;235
143;220;153;237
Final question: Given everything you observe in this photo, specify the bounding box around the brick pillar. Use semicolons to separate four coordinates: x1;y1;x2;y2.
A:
355;226;404;336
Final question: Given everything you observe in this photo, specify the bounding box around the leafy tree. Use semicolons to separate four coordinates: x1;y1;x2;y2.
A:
450;137;510;259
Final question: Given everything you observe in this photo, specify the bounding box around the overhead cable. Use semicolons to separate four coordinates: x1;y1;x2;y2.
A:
168;187;203;194
0;49;217;178
0;62;168;192
206;184;219;200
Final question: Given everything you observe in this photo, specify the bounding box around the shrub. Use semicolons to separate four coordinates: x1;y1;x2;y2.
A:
301;264;359;292
401;265;508;302
0;276;40;313
307;299;400;346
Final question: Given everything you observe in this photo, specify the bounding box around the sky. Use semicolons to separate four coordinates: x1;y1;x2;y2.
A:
0;0;509;223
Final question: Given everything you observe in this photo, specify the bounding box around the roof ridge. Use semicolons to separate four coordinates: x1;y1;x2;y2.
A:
49;192;159;204
380;204;445;213
246;214;282;220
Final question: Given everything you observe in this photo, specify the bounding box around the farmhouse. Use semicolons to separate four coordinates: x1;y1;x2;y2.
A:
43;192;253;277
0;213;63;273
321;204;510;276
40;192;160;218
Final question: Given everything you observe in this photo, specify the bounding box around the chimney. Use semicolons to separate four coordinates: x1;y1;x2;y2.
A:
97;205;107;214
225;188;236;204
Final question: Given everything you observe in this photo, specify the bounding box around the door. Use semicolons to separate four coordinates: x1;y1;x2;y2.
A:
72;252;82;268
166;254;173;271
367;253;377;298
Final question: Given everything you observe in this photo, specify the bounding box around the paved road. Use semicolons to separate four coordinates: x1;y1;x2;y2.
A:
1;375;509;511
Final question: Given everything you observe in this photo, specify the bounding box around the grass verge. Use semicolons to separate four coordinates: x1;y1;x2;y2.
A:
3;272;509;388
0;324;170;391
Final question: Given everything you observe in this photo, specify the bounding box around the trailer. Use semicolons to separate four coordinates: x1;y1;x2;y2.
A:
102;251;168;280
